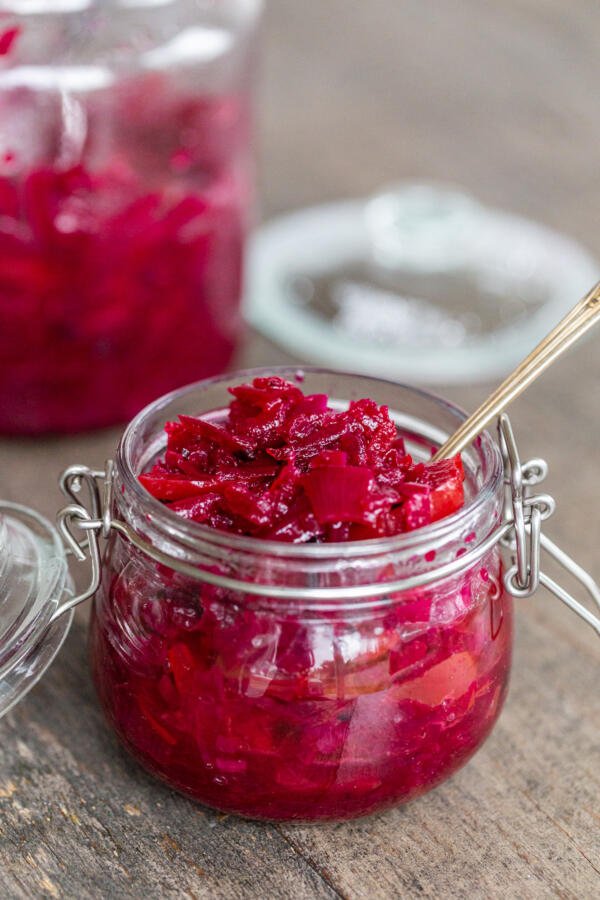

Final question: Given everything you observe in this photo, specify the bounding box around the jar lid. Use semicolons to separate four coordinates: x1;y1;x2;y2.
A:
0;500;73;718
246;182;600;384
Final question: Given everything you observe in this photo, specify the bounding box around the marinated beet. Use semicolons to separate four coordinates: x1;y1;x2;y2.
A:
90;374;511;821
139;376;466;541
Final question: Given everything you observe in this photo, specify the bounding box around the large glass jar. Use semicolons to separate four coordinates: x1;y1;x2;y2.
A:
0;0;261;434
89;369;512;821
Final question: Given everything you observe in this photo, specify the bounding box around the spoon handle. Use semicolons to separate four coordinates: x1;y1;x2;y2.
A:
432;281;600;461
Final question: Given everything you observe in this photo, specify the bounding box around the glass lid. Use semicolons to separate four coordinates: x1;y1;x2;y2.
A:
0;500;73;718
246;181;599;384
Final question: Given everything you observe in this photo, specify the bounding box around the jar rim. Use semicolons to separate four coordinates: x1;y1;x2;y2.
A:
117;366;504;560
0;0;264;16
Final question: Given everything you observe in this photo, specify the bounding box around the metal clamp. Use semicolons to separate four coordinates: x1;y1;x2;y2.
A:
498;415;600;636
53;422;600;636
50;462;113;624
499;414;555;598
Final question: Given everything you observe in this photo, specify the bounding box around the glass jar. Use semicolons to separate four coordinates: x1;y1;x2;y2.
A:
88;369;511;821
0;0;262;434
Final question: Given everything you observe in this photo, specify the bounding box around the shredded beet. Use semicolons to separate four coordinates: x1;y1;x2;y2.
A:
0;26;20;57
139;376;466;540
0;82;249;433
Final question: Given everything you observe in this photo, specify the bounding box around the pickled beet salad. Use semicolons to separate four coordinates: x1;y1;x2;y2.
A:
91;377;512;819
0;74;248;433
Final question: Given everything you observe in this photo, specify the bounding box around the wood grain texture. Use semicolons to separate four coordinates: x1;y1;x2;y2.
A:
0;1;599;897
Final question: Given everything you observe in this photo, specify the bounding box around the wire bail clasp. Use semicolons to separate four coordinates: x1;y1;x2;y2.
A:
51;463;114;623
499;414;554;597
499;415;600;636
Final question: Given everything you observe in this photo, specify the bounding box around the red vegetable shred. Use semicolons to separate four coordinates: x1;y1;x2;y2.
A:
91;377;511;820
0;26;20;57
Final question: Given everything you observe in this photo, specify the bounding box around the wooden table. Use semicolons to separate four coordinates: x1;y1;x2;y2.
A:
1;2;599;896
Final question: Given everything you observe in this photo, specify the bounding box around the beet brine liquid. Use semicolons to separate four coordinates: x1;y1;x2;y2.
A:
90;373;512;821
0;3;261;434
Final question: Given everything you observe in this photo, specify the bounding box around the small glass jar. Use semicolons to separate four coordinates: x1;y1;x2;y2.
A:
88;369;510;821
0;0;262;434
0;367;598;821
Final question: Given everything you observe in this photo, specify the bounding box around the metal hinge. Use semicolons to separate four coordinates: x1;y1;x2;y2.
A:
499;415;600;636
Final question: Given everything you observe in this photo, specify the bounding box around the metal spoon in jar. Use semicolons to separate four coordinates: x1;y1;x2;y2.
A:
432;281;600;461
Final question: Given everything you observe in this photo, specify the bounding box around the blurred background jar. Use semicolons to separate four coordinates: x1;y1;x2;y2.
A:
0;0;262;434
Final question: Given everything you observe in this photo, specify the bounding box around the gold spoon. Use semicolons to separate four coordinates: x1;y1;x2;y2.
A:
432;281;600;461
